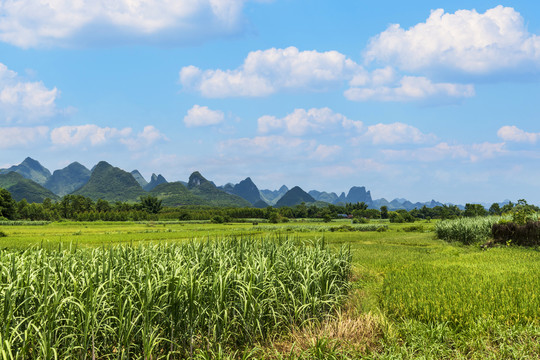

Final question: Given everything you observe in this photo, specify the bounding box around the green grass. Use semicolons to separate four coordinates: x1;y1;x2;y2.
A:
0;219;539;359
0;236;351;359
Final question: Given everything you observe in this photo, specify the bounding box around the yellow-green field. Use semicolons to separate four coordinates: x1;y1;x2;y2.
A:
0;220;539;359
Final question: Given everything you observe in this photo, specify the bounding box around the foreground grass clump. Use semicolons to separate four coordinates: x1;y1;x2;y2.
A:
0;236;351;359
435;216;501;244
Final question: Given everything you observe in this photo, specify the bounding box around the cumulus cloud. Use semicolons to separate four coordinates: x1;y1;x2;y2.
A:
383;142;505;162
497;125;540;143
0;126;48;148
120;125;168;150
50;124;166;149
311;144;342;160
0;63;59;122
219;135;307;155
184;105;224;127
180;47;361;97
364;122;437;145
365;6;540;75
257;107;362;136
50;125;132;146
345;75;474;102
0;0;267;48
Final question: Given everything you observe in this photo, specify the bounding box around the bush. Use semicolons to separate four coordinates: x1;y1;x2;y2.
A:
0;231;6;237
211;215;225;224
492;221;540;246
352;217;369;224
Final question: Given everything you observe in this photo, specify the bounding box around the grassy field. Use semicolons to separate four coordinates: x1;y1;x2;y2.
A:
0;219;539;359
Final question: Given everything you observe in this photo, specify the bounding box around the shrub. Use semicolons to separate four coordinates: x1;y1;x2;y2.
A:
0;231;6;237
435;217;500;244
492;221;540;246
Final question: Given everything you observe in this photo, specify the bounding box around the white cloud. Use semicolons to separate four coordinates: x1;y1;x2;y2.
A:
497;125;540;143
120;125;168;150
0;0;265;48
364;122;437;145
184;105;224;127
180;46;362;97
383;142;505;162
50;125;132;146
257;107;362;136
0;126;48;148
219;135;307;155
345;75;474;102
311;144;342;160
365;6;540;75
0;63;59;122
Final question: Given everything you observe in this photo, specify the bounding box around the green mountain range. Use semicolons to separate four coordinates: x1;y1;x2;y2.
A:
275;186;316;207
0;157;51;185
188;172;251;207
149;182;206;206
0;172;59;203
144;174;168;191
44;162;91;196
72;161;146;202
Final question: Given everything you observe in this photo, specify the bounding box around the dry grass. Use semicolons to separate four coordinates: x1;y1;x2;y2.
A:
268;290;384;358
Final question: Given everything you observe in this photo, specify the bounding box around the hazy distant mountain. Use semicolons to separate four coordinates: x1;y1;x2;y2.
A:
131;170;148;187
346;186;372;204
144;174;167;191
0;172;59;203
275;186;315;207
73;161;146;202
260;185;289;205
149;182;206;206
309;190;339;204
229;177;263;205
371;198;446;211
0;157;51;186
44;162;91;196
187;171;251;207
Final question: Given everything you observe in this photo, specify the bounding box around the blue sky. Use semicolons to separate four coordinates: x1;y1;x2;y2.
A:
0;0;539;204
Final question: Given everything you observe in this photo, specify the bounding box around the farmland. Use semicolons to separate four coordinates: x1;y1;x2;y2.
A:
0;219;539;359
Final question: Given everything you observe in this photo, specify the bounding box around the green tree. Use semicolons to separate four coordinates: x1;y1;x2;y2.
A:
489;203;502;215
0;189;16;220
140;195;163;214
380;205;389;219
464;203;488;217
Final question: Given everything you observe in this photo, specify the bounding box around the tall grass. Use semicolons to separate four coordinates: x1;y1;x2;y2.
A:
434;216;501;244
0;236;351;359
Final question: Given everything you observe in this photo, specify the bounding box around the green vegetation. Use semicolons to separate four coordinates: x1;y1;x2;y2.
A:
275;186;315;207
73;161;146;202
435;216;501;244
0;217;538;358
0;236;351;358
0;172;59;203
150;182;207;206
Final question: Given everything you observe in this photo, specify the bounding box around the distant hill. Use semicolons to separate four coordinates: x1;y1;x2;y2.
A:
0;172;59;203
309;190;339;204
222;177;263;205
275;186;315;207
0;157;51;185
346;186;372;204
149;182;206;206
44;162;91;196
144;174;167;191
73;161;146;202
260;185;289;205
188;172;251;207
131;170;148;187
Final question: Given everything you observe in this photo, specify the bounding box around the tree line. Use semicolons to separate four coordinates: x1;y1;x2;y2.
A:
0;187;537;222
